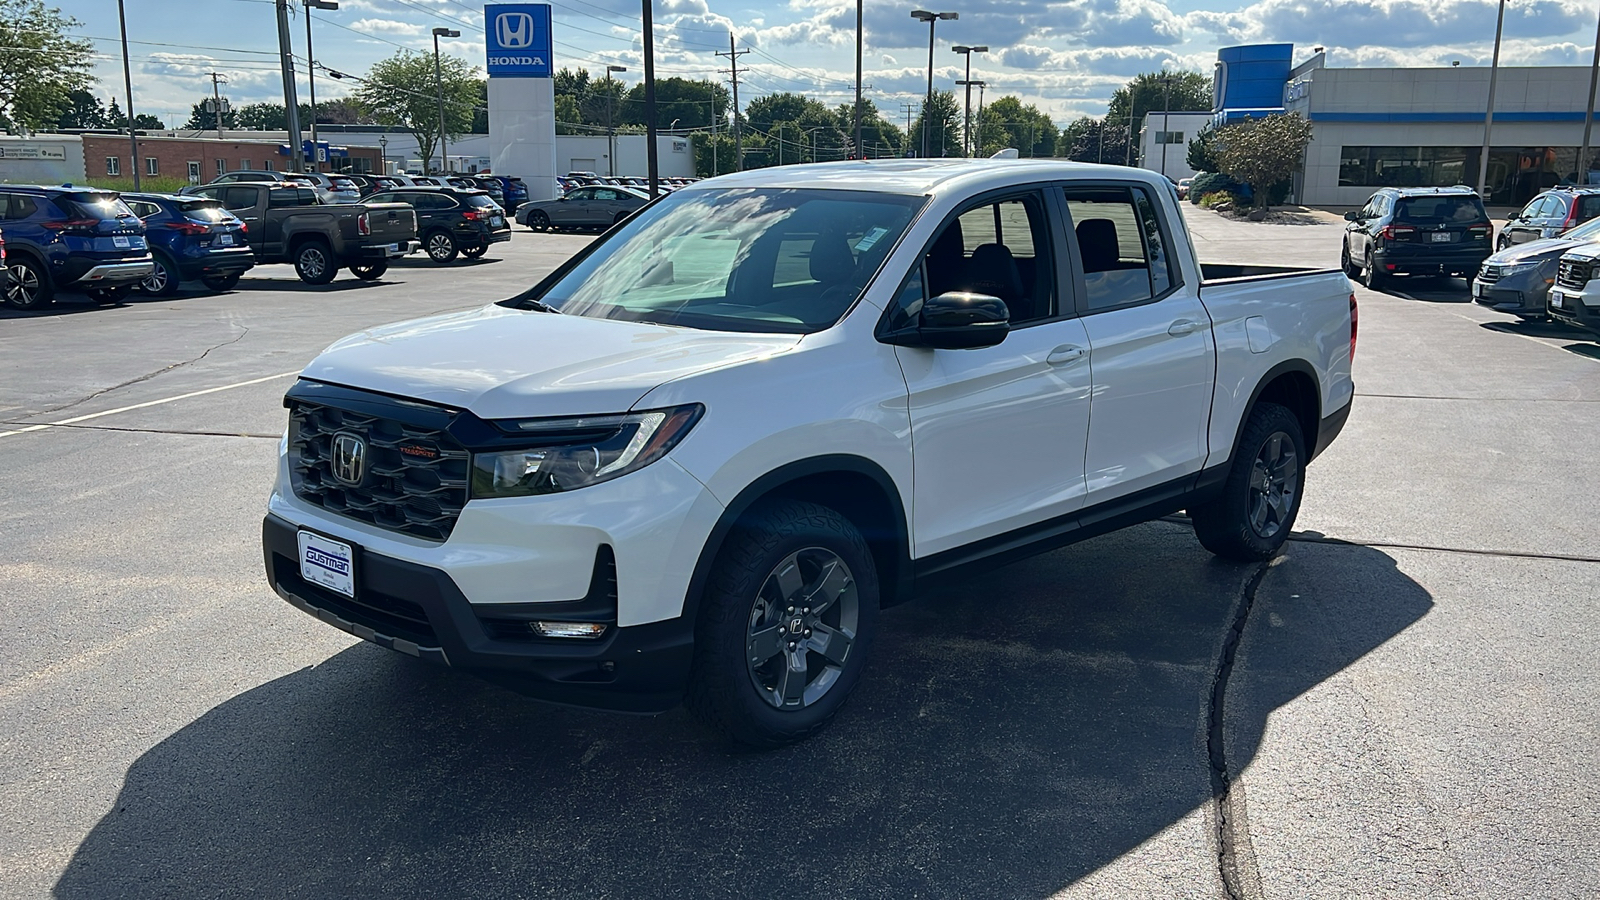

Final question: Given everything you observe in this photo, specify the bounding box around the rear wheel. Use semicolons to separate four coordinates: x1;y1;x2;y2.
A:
293;240;339;285
425;231;458;262
461;245;487;259
1190;402;1306;561
139;253;181;297
349;261;388;280
613;211;630;226
5;257;52;309
687;499;878;750
1362;249;1386;289
201;272;242;292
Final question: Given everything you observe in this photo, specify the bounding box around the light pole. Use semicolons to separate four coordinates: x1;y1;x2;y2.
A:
956;78;983;155
605;65;627;177
432;27;460;175
1581;8;1600;183
304;0;338;173
378;135;387;175
952;45;986;156
1476;0;1507;201
1159;71;1172;180
975;80;987;155
854;0;863;159
910;9;958;158
116;0;140;189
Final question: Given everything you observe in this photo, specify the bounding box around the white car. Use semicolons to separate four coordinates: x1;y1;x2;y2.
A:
285;172;361;204
263;159;1356;748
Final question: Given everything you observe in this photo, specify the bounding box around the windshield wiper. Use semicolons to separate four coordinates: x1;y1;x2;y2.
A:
500;294;560;313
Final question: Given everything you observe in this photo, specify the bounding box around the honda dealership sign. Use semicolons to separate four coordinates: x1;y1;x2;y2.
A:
484;3;552;77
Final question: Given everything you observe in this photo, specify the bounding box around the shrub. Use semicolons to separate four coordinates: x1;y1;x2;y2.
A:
1188;171;1240;204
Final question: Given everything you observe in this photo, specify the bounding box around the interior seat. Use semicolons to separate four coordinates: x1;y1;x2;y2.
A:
1076;218;1122;273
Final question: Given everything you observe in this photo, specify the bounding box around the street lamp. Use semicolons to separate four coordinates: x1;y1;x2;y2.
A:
432;27;460;175
605;65;627;177
378;135;387;175
952;45;987;157
1159;71;1172;180
910;9;958;158
305;0;338;173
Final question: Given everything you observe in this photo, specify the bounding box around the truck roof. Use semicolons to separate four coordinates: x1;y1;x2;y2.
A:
679;158;1163;197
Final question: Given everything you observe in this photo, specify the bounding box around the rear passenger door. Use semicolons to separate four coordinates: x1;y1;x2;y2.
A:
1062;183;1216;504
1539;195;1570;239
894;189;1094;557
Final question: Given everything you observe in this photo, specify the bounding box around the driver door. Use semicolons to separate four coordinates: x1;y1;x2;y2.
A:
554;188;590;225
893;189;1093;559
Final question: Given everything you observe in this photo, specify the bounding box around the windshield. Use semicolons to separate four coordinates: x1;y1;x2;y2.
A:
1395;196;1485;224
540;188;924;334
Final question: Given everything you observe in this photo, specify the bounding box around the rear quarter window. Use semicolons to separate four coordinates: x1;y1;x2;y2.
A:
465;194;498;208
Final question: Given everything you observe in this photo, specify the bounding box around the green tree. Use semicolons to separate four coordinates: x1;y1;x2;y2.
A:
56;89;109;129
620;77;727;130
355;50;480;173
1057;116;1129;164
0;0;95;130
183;98;237;131
1213;113;1314;208
106;98;163;131
1105;71;1212;155
834;98;903;158
974;96;1057;158
744;93;817;133
1186;122;1220;173
908;90;961;158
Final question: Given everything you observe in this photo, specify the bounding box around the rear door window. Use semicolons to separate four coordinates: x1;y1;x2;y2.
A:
1063;185;1161;311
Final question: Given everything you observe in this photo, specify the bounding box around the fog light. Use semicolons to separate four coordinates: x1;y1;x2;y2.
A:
531;621;608;639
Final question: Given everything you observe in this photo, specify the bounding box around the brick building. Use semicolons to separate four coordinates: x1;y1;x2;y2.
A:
77;133;383;183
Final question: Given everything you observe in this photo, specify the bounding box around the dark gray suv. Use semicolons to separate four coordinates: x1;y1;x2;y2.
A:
1474;213;1600;320
1498;187;1600;250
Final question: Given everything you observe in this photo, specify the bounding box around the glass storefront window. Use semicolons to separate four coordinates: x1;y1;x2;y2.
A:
1338;145;1593;203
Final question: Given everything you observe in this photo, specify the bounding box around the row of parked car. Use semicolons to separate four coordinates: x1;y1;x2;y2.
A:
2;173;516;309
1338;183;1600;334
206;169;530;211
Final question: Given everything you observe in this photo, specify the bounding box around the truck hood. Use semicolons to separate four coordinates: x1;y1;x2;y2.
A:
301;305;801;418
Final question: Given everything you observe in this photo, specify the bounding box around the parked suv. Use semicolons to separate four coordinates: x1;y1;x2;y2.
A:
1342;186;1494;288
1473;213;1600;320
122;193;255;295
1548;248;1600;335
1497;186;1600;249
365;186;510;262
1;185;154;309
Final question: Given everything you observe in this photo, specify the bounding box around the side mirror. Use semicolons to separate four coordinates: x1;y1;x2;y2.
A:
891;291;1010;350
1343;210;1360;221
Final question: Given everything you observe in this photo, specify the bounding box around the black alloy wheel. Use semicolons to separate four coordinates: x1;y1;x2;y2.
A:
527;211;552;232
5;258;52;309
1363;249;1386;289
1340;243;1358;278
1190;401;1306;561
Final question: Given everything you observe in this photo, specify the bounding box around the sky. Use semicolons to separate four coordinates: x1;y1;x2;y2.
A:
61;0;1600;130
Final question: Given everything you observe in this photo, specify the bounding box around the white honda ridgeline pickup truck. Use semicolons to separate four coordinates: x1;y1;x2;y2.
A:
264;160;1356;748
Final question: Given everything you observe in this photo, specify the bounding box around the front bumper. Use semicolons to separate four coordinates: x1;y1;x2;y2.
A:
1472;276;1551;317
1548;285;1600;333
263;514;695;712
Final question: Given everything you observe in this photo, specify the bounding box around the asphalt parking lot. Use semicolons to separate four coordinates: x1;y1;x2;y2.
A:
3;208;1598;898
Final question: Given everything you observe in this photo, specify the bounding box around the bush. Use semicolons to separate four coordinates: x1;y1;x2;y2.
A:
1198;191;1240;210
1188;171;1240;204
78;175;196;194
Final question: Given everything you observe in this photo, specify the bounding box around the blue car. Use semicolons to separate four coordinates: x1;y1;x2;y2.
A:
488;175;528;209
1;185;154;309
122;193;255;295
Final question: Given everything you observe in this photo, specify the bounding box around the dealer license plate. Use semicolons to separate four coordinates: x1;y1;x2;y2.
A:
217;233;233;246
298;530;355;598
1550;290;1565;308
113;235;130;248
1472;281;1485;298
1431;232;1452;243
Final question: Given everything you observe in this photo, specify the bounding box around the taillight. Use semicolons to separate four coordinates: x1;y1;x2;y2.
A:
42;218;101;234
238;221;248;233
1349;292;1359;362
1379;224;1416;241
1468;223;1492;241
462;209;488;221
164;220;210;235
357;212;371;236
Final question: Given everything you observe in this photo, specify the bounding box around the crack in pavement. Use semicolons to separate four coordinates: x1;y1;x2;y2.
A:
24;324;251;420
0;421;279;440
1208;560;1274;900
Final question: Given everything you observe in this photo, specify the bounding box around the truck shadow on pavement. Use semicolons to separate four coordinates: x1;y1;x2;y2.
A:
54;523;1431;899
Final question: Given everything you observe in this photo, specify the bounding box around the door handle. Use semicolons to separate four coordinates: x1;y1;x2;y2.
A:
1046;345;1085;365
1168;319;1204;336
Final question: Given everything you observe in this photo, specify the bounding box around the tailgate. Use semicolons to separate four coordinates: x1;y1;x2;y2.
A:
362;203;416;240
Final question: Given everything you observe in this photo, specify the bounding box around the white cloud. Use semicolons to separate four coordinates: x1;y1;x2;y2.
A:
351;18;425;36
1187;0;1583;49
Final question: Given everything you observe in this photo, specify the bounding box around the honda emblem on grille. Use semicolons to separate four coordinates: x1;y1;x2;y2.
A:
331;432;368;486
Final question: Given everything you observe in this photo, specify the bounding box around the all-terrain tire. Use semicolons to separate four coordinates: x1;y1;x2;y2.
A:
1190;401;1307;561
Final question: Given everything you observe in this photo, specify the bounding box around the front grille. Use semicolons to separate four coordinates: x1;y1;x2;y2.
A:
1557;259;1592;290
289;400;469;541
1478;264;1501;284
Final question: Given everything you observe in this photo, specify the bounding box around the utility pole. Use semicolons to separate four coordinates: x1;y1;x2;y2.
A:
854;0;863;159
643;0;660;196
207;72;228;141
432;27;461;175
1477;0;1507;200
275;0;303;172
716;35;750;171
305;0;338;173
116;0;140;189
606;65;628;177
1581;6;1600;184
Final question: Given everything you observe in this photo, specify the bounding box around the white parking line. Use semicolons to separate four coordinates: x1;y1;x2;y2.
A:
0;371;300;440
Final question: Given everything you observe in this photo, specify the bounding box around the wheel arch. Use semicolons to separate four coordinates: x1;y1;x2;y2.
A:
1236;360;1323;461
683;455;914;630
4;246;53;283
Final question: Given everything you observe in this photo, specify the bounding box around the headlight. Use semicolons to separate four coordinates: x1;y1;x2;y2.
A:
470;404;703;498
1495;262;1540;277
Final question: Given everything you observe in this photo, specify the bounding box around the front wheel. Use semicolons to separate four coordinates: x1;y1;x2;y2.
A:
293;240;339;284
1189;402;1306;561
1362;249;1386;290
349;261;388;280
425;231;458;262
687;499;879;750
1340;243;1358;278
527;211;552;232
